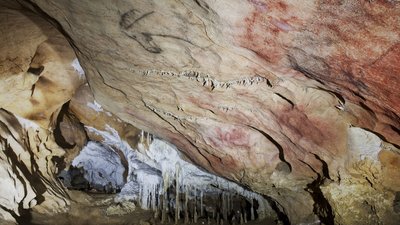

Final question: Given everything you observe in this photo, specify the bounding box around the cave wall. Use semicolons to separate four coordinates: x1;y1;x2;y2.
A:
0;109;69;222
0;0;399;224
0;5;84;223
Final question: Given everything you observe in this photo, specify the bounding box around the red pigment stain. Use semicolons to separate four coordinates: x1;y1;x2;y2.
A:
275;106;344;157
207;127;250;148
240;11;285;64
277;1;288;11
308;0;400;109
187;96;214;112
362;43;400;114
238;1;301;64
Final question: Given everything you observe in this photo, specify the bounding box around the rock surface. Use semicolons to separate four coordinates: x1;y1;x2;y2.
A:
0;6;84;129
0;0;399;224
0;109;69;222
0;5;83;223
69;84;141;149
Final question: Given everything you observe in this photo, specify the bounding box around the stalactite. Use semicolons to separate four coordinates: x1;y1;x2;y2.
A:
80;125;273;223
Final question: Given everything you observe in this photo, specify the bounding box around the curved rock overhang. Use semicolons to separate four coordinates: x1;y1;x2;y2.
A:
0;1;399;225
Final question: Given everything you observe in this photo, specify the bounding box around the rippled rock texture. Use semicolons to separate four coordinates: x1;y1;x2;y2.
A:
0;5;83;223
0;0;399;224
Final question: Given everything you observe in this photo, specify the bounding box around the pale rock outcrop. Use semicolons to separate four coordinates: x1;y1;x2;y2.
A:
0;5;84;223
0;109;69;223
0;7;84;128
321;128;400;225
69;84;141;149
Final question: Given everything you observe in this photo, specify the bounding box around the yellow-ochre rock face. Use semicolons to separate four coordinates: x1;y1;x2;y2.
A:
0;6;82;222
0;7;84;129
0;1;399;224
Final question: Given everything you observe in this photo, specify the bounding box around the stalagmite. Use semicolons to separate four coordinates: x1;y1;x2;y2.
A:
151;184;157;210
79;126;273;223
194;205;198;223
154;210;159;220
227;193;230;216
200;191;204;217
139;185;143;206
184;186;189;224
140;130;144;143
175;163;180;224
250;199;255;221
162;173;169;224
146;132;151;147
222;192;228;221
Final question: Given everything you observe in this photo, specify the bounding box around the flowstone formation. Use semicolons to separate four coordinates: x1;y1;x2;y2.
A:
62;85;278;223
63;125;275;223
0;0;399;225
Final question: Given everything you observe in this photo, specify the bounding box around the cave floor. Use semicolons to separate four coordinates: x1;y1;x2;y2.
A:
13;191;275;225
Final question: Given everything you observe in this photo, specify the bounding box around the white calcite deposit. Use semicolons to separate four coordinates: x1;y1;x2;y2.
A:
71;58;85;79
72;141;125;190
347;127;382;162
72;125;273;219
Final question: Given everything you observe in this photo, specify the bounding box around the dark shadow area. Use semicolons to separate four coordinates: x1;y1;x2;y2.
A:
53;102;76;149
264;196;291;225
305;177;334;225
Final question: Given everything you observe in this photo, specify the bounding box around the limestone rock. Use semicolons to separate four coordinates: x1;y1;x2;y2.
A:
105;202;136;216
0;5;83;222
56;107;88;169
0;109;69;221
57;109;87;149
0;0;399;224
69;84;141;149
0;7;85;129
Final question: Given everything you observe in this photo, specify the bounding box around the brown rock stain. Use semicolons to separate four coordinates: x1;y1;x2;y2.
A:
30;98;40;105
379;149;400;191
36;76;53;86
26;112;47;121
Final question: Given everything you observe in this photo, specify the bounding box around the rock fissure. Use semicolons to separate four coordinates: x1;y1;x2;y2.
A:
305;177;335;225
248;125;292;173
